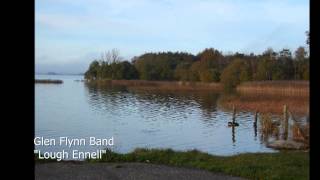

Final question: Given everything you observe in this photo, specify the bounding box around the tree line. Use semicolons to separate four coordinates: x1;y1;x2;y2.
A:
85;33;309;90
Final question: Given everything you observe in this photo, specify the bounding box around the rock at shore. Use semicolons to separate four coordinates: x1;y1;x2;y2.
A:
267;140;307;150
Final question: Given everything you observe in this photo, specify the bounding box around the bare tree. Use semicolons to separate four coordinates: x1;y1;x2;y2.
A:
101;48;122;64
263;48;277;60
295;46;307;61
111;48;121;62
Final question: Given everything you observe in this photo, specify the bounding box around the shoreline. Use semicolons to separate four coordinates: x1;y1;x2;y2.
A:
86;79;222;91
35;79;63;84
36;162;247;180
86;79;309;96
35;148;309;180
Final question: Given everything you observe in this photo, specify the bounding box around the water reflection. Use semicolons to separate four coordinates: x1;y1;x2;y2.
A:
36;75;309;157
85;83;221;124
254;120;257;138
232;125;236;144
83;82;282;155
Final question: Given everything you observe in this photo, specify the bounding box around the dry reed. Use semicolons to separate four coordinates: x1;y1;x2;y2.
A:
292;123;309;144
237;81;309;97
218;93;309;115
260;113;279;137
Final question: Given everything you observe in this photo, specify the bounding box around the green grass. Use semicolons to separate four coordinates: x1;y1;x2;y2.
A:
87;148;309;180
34;153;57;163
35;148;309;179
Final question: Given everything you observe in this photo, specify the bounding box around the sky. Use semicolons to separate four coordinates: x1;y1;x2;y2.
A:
35;0;309;74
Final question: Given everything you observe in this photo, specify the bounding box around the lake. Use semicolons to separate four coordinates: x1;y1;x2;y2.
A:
35;75;307;159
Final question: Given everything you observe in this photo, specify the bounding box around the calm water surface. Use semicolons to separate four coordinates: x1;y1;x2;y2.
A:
35;75;285;158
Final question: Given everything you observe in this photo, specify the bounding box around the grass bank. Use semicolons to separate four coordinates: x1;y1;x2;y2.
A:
84;148;308;180
35;79;63;84
35;148;309;179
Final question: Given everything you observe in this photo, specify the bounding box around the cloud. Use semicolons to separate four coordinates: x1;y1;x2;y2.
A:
35;0;309;73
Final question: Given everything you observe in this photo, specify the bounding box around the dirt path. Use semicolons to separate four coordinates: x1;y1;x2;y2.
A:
36;162;247;180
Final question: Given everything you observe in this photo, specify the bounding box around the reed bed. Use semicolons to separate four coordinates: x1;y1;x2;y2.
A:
260;113;280;137
237;80;309;97
292;123;309;144
218;93;309;115
35;79;63;84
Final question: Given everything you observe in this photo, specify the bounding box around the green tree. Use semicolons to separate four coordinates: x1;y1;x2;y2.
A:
255;58;274;80
196;48;224;82
295;46;307;61
303;65;309;80
174;63;192;81
294;46;307;79
110;61;138;80
189;61;201;81
220;59;251;91
84;60;100;80
134;52;195;80
278;49;294;79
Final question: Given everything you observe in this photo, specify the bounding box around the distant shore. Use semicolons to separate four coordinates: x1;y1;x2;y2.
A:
35;79;63;84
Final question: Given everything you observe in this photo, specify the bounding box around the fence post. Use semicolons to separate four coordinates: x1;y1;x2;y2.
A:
232;105;236;123
283;105;288;140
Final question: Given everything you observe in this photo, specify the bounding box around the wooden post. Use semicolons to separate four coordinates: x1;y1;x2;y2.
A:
283;105;288;140
232;105;236;123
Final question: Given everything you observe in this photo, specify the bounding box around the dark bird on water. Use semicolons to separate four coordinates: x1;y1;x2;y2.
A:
228;121;239;127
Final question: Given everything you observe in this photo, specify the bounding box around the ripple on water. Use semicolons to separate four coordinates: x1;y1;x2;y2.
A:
36;76;307;156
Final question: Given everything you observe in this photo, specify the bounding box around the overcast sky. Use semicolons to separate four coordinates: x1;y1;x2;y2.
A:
35;0;309;74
